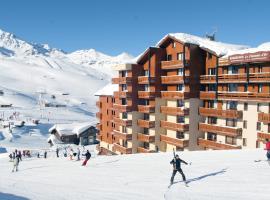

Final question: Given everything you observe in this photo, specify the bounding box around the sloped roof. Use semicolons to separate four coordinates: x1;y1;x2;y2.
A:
94;83;118;96
49;122;95;136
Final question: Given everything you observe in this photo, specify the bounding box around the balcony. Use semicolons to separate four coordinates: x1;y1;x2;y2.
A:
160;134;189;148
218;74;247;83
161;60;189;70
113;117;132;126
113;143;132;154
137;119;155;128
113;130;132;140
160;106;189;116
160;120;189;131
96;101;102;108
114;91;131;98
249;72;270;83
113;104;132;112
112;76;132;84
200;75;216;84
138;76;155;84
218;92;270;102
161;91;189;100
138;105;155;113
257;132;270;141
199;107;242;119
200;91;216;100
161;75;184;84
258;112;270;123
137;147;155;153
199;123;242;137
198;138;241;150
137;133;155;143
96;112;102;119
138;91;155;99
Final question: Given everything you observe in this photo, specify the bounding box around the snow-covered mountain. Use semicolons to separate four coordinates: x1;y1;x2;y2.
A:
0;28;133;126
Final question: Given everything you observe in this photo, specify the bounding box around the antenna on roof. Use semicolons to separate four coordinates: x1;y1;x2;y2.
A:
205;27;218;41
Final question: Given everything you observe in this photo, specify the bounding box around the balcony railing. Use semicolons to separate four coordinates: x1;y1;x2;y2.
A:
199;123;242;137
200;75;216;84
160;134;189;148
114;91;131;98
96;101;102;108
249;72;270;82
138;76;155;84
198;138;241;150
138;105;155;113
160;120;189;131
113;143;132;154
161;91;189;99
113;117;132;126
258;112;270;123
138;91;155;99
96;112;102;119
113;104;132;112
257;132;270;141
113;130;132;140
218;92;270;102
137;119;155;128
137;133;155;143
137;147;155;153
161;60;189;70
200;91;216;100
112;77;132;84
160;106;189;116
218;74;247;83
161;75;184;84
199;107;242;119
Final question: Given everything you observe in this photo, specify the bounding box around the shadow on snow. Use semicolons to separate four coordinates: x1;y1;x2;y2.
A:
0;192;30;200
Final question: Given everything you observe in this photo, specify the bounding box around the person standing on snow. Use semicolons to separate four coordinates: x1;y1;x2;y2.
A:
82;150;91;166
12;154;20;172
265;138;270;160
44;150;47;159
170;154;188;184
18;151;22;161
77;148;81;161
56;147;59;158
69;148;74;160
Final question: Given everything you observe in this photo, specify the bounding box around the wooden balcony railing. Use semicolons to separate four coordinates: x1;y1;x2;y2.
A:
257;132;270;141
161;91;189;99
137;147;155;153
160;106;189;116
200;91;216;100
198;138;241;150
113;104;132;112
138;105;155;113
218;74;247;83
96;101;102;108
200;75;216;84
138;76;155;84
160;120;189;131
96;112;102;119
137;133;155;143
113;117;132;126
161;60;189;70
138;91;155;99
113;143;132;154
258;112;270;123
199;107;242;119
249;72;270;82
199;123;242;137
218;92;270;102
112;77;132;84
113;130;132;140
161;75;184;84
160;134;189;148
137;119;155;128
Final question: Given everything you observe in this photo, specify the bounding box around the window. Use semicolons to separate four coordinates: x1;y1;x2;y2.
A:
226;136;236;145
228;66;238;74
257;103;261;112
208;68;216;75
172;42;176;48
167;54;172;61
244;103;248;111
226;119;237;127
176;131;184;139
121;71;127;77
257;122;261;131
143;128;149;134
208;117;217;124
122;112;128;119
258;84;263;93
177;84;184;91
244;84;248;92
243;120;247;129
177;53;184;61
122;126;127;133
243;138;247;146
227;101;237;110
144;84;150;91
208;100;216;108
144;70;149;76
178;68;184;76
208;84;217;91
143;142;150;149
258;66;263;73
122;84;127;91
144;99;149;105
177;100;184;107
144;114;149;120
107;110;109;115
207;133;217;141
228;83;238;92
177;116;185;123
121;98;127;105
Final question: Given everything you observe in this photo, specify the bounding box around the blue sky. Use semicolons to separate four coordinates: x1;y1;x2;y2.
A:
0;0;269;56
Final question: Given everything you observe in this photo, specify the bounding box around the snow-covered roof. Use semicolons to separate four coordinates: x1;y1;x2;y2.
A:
94;83;118;96
157;33;249;57
49;122;95;136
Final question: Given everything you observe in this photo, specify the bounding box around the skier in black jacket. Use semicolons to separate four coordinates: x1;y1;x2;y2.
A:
170;154;188;184
82;150;91;166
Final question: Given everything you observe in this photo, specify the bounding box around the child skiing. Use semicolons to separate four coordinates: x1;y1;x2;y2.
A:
170;154;188;186
82;150;91;166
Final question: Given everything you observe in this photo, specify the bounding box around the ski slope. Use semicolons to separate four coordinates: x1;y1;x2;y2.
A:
0;149;269;200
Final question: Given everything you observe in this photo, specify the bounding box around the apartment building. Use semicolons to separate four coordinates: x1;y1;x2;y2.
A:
95;33;270;155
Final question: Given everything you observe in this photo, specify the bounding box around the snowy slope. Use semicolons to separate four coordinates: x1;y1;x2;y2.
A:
0;148;269;200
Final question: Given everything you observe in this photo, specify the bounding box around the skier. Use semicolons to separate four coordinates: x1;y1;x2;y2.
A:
82;150;91;166
12;154;20;172
69;148;74;160
56;147;59;158
18;151;22;161
44;150;47;159
170;154;188;185
9;153;13;162
77;148;81;161
265;138;270;160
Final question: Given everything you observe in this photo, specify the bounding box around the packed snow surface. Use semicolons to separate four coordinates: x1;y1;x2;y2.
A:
0;149;269;200
94;83;118;96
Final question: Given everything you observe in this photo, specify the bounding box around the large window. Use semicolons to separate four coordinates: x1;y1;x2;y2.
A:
177;116;185;123
207;133;217;141
226;101;237;110
228;83;238;92
176;131;184;139
228;66;238;74
226;136;236;145
177;84;184;91
208;84;217;91
208;117;217;124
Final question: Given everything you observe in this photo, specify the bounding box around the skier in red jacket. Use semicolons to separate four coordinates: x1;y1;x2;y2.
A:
265;139;270;160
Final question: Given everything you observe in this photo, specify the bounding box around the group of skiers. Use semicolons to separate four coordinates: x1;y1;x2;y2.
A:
9;149;21;172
